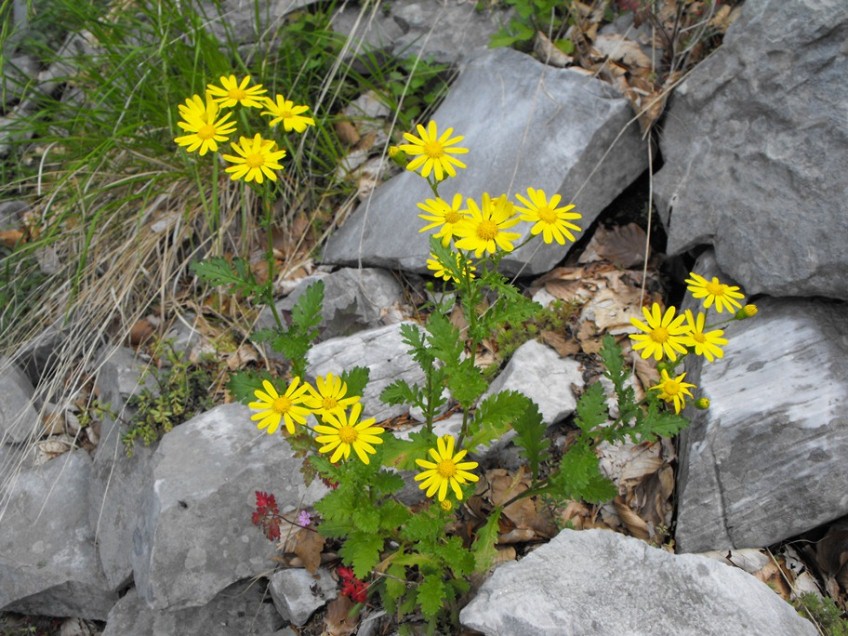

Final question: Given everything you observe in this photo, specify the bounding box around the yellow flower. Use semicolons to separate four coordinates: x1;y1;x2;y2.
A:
414;435;479;501
398;120;468;181
426;251;476;284
174;93;237;156
262;95;315;133
685;272;744;314
206;75;267;108
681;310;728;362
418;194;467;246
222;134;287;184
650;369;696;414
514;187;582;245
249;378;312;435
629;303;689;362
736;304;758;319
453;193;521;257
304;373;359;419
313;402;384;465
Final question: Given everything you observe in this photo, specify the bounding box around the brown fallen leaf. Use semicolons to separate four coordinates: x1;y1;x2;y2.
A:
593;33;653;69
128;318;155;346
334;120;361;147
534;31;573;67
0;229;25;247
323;595;359;636
578;223;648;269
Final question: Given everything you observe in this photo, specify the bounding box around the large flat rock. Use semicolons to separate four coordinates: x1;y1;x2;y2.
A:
323;46;646;276
654;0;848;300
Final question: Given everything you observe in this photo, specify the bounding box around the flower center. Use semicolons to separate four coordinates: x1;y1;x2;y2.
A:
476;220;499;241
338;425;358;444
650;327;669;343
246;153;265;168
444;210;462;224
537;206;557;224
692;332;706;343
436;459;457;478
423;141;444;159
706;281;724;296
229;88;247;101
197;124;216;140
279;106;293;118
322;396;338;411
273;396;292;413
664;380;681;395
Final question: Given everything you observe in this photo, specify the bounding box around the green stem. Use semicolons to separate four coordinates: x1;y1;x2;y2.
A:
261;184;285;332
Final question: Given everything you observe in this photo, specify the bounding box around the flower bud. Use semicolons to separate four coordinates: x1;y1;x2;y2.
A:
388;145;407;168
695;397;710;410
440;499;453;512
735;304;758;319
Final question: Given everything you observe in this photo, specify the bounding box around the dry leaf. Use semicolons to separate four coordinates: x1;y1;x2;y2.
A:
128;318;155;346
578;223;648;268
292;528;325;574
323;595;359;636
534;31;573;67
593;33;653;69
613;496;649;541
0;229;25;247
334;120;360;146
540;330;581;357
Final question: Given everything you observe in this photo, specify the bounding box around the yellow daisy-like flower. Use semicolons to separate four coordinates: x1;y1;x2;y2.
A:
650;369;696;414
303;373;359;419
685;272;744;314
398;120;469;182
414;434;479;502
262;95;315;133
222;134;287;184
313;402;384;465
206;74;268;108
629;303;690;362
249;378;312;435
453;193;521;257
417;193;467;246
514;187;582;245
681;310;728;362
426;250;477;284
174;93;237;156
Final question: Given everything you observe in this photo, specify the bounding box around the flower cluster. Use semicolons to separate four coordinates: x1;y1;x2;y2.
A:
395;120;583;283
174;74;314;184
337;566;368;604
248;373;385;465
629;272;756;413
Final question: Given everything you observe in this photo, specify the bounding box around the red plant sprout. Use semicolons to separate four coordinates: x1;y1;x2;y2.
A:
252;490;282;541
337;566;369;604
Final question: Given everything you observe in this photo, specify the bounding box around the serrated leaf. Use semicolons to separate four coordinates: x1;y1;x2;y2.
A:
371;470;405;496
465;390;531;450
290;280;324;334
340;366;369;399
472;506;502;573
379;500;412;530
399;322;435;369
385;561;408;602
191;257;260;297
380;378;421;406
548;439;617;504
339;531;384;579
417;573;446;620
434;536;475;577
574;381;608;435
227;370;272;404
511;398;550;480
400;507;443;544
352;506;381;533
445;358;487;408
382;430;436;471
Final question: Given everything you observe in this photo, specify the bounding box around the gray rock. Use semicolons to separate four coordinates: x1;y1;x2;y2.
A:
0;199;28;229
268;568;337;626
307;322;426;422
389;0;507;65
131;403;327;610
0;357;39;444
101;580;283;636
1;54;40;108
675;295;848;553
484;340;583;425
331;4;405;70
460;529;816;636
653;0;848;300
257;267;404;344
0;451;117;620
323;47;646;276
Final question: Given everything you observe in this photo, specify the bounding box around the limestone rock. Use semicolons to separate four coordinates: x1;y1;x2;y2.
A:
101;581;283;636
0;451;117;620
460;529;816;636
0;356;39;444
675;295;848;553
653;0;848;300
323;47;646;276
268;568;337;626
131;404;327;610
307;322;425;422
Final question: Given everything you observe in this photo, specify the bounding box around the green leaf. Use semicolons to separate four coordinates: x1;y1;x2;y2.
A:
555;37;574;55
191;257;260;297
630;398;689;442
465;390;532;450
352;506;381;534
227;370;272;404
290;280;324;335
382;429;436;471
371;470;405;497
400;506;443;544
379;500;412;530
548;439;617;504
381;378;421;407
417;573;446;621
399;322;435;369
472;506;502;572
511;398;550;480
445;358;487;408
574;382;608;435
434;536;475;577
340;366;370;399
339;531;384;579
385;561;408;602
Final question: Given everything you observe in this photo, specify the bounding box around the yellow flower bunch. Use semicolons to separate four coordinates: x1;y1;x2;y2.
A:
629;272;756;413
174;75;314;184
